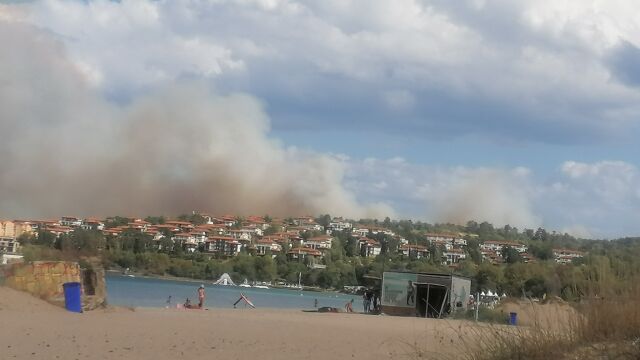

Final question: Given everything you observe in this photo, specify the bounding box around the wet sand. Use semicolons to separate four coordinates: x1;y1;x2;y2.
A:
0;286;469;360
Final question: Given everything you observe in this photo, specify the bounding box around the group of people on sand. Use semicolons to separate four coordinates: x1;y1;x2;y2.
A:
167;285;207;309
344;289;380;313
362;289;380;313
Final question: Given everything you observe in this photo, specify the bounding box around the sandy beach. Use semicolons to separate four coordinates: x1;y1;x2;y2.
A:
0;286;469;360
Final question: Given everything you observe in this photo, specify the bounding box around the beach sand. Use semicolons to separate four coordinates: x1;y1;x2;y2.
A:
0;286;468;360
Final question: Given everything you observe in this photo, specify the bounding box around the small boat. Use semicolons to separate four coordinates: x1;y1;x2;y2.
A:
253;285;269;289
239;278;251;288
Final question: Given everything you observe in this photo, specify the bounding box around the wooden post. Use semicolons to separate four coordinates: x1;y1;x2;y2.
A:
475;292;480;322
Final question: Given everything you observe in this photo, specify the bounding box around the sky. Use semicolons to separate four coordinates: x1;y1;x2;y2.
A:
1;0;639;238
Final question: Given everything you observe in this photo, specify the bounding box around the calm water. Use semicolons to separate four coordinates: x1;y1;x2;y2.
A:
106;274;357;310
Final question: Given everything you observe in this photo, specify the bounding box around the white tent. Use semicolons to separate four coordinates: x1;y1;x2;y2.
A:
213;273;236;286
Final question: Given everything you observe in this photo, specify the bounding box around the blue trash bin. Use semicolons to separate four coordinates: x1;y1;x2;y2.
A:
63;282;82;313
509;312;517;325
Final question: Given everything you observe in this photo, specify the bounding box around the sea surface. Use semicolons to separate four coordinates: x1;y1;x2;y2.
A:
106;274;357;310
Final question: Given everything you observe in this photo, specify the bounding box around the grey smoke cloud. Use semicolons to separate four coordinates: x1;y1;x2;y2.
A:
426;168;540;229
0;18;393;220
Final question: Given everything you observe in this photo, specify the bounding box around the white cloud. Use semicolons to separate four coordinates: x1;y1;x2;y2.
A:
7;0;640;142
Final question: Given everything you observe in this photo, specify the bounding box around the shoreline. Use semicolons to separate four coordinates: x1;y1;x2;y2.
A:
105;269;343;294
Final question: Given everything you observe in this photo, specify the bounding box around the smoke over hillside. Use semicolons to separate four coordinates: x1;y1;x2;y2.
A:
425;168;540;229
0;18;393;219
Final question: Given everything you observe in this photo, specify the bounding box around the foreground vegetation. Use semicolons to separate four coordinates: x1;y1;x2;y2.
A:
447;287;640;360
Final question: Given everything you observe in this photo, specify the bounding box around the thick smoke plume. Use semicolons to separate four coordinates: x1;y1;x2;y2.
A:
0;17;392;220
426;168;540;229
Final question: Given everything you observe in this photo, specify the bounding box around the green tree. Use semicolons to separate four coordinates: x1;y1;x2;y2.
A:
254;256;277;282
316;214;331;229
502;246;523;264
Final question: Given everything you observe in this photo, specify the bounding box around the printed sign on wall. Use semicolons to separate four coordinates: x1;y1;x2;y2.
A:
381;272;418;308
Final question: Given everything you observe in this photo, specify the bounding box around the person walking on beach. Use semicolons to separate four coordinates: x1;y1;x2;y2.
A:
366;291;374;312
198;285;206;308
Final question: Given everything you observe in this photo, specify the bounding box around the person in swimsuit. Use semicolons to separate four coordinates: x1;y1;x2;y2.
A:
345;299;354;313
198;285;206;308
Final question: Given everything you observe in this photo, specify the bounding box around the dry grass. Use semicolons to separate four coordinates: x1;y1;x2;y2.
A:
406;287;640;360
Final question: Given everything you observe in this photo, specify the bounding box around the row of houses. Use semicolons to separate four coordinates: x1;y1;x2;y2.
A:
479;240;584;264
0;216;586;266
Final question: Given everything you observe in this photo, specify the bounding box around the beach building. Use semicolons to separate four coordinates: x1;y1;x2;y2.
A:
381;271;471;318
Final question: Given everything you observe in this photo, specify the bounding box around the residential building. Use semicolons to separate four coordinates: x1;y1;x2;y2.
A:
553;248;584;264
214;215;237;227
358;237;381;258
399;244;430;259
205;236;241;257
442;248;466;265
246;216;270;230
328;219;352;233
287;247;322;262
253;239;282;256
59;216;82;227
481;250;503;264
431;239;454;251
425;232;467;247
44;225;74;237
172;233;198;252
0;237;20;254
480;240;528;254
352;226;395;237
228;229;254;242
0;220;34;239
292;216;316;226
304;235;333;250
164;220;194;232
81;218;105;231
